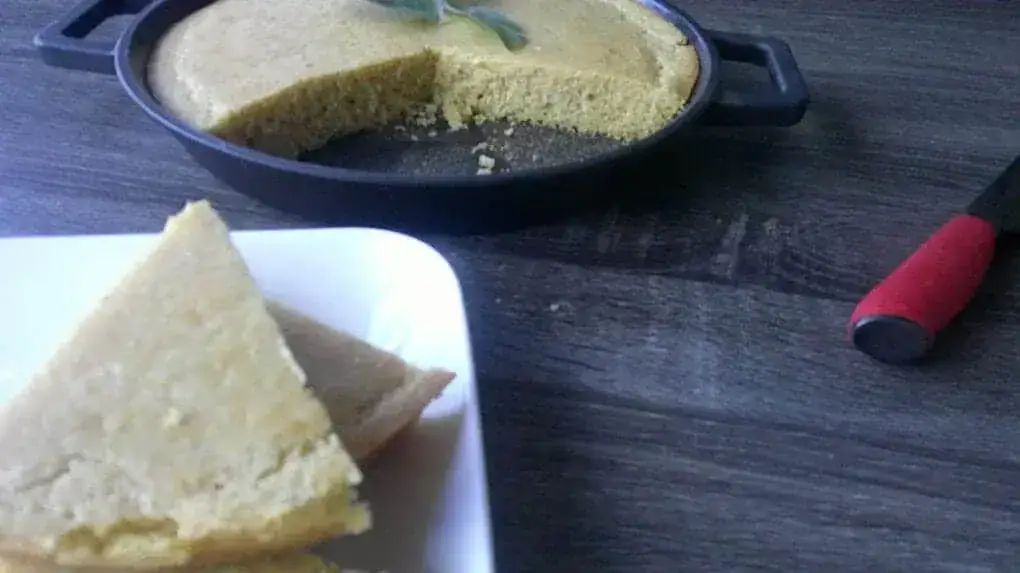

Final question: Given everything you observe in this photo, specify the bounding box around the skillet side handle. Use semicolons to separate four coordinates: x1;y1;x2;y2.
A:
33;0;153;75
700;30;810;127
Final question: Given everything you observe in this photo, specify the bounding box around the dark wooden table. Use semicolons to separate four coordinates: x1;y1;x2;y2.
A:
3;0;1019;570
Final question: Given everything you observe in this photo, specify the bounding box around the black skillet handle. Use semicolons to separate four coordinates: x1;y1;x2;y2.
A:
700;30;810;127
33;0;154;75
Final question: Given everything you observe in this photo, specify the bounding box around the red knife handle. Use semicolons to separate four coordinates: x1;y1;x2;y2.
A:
848;214;998;363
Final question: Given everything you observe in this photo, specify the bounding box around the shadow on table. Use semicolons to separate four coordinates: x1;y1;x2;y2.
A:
456;268;630;573
448;124;802;277
479;373;623;573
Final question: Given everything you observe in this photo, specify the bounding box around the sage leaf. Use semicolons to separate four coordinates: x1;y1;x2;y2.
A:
365;0;444;23
364;0;528;51
463;5;529;51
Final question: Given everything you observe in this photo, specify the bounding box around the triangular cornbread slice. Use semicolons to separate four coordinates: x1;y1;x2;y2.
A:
270;302;455;462
0;201;370;568
0;553;366;573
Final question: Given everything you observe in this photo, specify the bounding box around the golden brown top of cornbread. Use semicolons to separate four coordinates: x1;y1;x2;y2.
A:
150;0;698;143
0;201;369;568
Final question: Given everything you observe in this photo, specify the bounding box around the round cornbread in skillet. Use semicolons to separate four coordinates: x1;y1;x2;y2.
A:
148;0;699;157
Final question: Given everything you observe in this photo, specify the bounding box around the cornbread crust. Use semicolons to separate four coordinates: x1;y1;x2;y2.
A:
270;302;456;462
0;201;370;568
149;0;699;157
0;553;363;573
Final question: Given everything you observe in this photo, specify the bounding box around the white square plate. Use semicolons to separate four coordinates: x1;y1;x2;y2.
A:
0;227;493;573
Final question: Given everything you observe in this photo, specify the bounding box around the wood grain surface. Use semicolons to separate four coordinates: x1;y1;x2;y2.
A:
2;0;1019;571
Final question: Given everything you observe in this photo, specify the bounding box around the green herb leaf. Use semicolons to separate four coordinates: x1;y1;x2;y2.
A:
462;5;528;51
365;0;444;23
366;0;528;52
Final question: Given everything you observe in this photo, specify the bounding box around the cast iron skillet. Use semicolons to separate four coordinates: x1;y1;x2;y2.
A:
34;0;810;233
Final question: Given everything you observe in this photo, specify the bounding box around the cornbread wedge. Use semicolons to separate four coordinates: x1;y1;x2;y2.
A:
149;0;700;156
0;201;369;568
270;303;456;462
0;553;365;573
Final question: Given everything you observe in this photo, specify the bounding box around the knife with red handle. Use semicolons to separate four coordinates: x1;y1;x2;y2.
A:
849;154;1020;364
